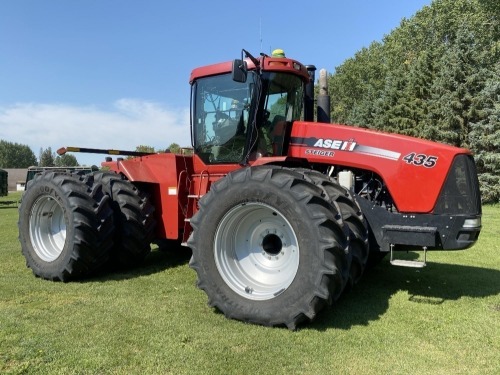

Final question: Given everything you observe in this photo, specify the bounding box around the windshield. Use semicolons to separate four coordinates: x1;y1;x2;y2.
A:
261;72;304;122
192;70;304;163
257;72;304;156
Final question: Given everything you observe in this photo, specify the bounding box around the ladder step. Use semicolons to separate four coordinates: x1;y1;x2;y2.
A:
390;259;426;268
390;245;427;268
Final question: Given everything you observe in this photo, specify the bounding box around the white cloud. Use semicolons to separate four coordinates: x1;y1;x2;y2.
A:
0;100;191;166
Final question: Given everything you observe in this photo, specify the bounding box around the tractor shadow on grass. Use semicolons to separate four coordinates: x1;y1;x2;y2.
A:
310;255;500;331
85;247;499;331
89;244;192;282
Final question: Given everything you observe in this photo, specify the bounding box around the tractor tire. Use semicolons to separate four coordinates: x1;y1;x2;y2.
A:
18;171;114;281
298;169;369;287
188;166;349;329
89;172;155;267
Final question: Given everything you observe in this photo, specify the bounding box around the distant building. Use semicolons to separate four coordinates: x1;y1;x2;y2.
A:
3;169;27;192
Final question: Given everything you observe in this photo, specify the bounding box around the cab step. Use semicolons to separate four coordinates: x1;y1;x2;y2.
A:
390;245;427;268
390;259;426;268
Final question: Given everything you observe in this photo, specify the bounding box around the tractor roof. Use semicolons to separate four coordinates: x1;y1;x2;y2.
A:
189;56;310;84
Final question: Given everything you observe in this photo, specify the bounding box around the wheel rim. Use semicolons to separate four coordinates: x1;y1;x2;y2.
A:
29;195;67;262
214;202;299;301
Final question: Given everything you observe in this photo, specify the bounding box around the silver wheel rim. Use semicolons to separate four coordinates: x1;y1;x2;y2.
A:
214;202;299;301
29;195;67;262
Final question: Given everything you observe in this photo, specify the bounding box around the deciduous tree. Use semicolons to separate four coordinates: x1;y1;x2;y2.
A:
0;140;37;168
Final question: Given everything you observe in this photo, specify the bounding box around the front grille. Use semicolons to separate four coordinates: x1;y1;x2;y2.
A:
434;155;482;215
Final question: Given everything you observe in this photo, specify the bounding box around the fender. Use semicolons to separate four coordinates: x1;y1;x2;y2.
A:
102;153;193;240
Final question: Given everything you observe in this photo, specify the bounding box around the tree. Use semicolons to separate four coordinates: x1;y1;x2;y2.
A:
135;145;156;154
168;143;181;154
329;42;386;127
0;140;37;168
126;145;156;159
372;66;409;133
426;24;488;148
469;62;500;203
39;147;55;167
54;153;79;167
327;0;500;202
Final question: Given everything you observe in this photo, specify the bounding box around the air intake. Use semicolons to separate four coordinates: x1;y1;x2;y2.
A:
434;155;482;215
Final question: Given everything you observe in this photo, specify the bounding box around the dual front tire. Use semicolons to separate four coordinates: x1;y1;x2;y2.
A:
188;166;351;329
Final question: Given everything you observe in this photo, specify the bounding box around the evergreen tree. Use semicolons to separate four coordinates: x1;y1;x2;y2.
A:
327;0;500;201
329;42;386;127
39;147;55;167
427;24;486;147
469;62;500;203
400;50;435;137
372;67;408;132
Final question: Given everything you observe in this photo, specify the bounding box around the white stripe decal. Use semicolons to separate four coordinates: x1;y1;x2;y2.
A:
354;145;401;160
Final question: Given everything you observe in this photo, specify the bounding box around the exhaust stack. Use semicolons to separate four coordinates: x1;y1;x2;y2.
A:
305;65;316;122
317;68;330;123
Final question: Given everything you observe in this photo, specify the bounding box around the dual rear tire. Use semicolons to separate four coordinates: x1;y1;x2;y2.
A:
18;172;114;281
18;171;155;281
90;172;155;266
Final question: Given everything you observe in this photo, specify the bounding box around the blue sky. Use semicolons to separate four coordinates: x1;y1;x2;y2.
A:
0;0;432;166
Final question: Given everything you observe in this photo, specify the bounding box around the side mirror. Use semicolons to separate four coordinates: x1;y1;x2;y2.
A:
232;59;247;83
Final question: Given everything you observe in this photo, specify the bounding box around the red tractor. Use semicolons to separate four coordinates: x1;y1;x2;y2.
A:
18;50;482;329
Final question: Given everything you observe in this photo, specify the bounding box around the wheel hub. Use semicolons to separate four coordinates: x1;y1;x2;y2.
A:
214;202;299;301
29;195;67;262
262;233;282;256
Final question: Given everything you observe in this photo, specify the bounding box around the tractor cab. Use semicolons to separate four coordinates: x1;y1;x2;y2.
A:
190;50;310;165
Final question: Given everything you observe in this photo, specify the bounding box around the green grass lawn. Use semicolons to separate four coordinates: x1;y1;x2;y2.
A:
1;191;499;374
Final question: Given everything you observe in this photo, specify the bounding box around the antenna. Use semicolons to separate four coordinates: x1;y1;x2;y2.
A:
259;18;262;51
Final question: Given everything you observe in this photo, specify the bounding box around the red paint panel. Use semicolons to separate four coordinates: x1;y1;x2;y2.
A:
103;153;193;240
288;121;470;213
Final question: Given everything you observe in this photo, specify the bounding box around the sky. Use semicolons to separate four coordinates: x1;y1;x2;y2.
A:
0;0;433;167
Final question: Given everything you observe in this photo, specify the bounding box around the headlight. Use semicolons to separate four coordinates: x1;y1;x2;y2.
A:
463;217;481;228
